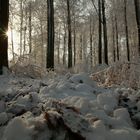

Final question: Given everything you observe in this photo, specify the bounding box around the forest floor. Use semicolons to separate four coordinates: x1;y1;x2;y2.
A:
0;62;140;140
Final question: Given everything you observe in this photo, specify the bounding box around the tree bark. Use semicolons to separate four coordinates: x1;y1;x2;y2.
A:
98;0;102;64
23;10;27;56
67;0;72;68
79;34;83;61
40;19;44;66
102;0;108;65
112;15;116;62
20;0;23;56
57;26;61;64
29;1;32;54
124;0;130;61
90;15;93;69
134;0;140;56
47;0;54;69
63;22;66;65
115;16;119;61
0;0;9;74
73;16;76;66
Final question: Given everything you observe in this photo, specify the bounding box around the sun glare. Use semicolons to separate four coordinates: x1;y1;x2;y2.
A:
6;30;10;37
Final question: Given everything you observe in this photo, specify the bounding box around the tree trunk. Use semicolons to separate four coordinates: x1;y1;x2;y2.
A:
102;0;108;65
20;0;23;56
112;15;116;62
98;0;102;64
47;0;54;69
0;0;9;74
79;34;83;61
29;2;32;54
115;16;119;61
63;22;66;65
134;0;140;56
73;16;76;66
67;0;72;68
40;19;44;66
23;10;27;56
57;26;61;64
23;26;26;56
90;15;93;69
124;0;130;61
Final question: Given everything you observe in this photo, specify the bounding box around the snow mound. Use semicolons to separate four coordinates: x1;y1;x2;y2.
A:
0;72;140;140
97;93;118;112
69;73;96;87
0;112;8;125
2;117;34;140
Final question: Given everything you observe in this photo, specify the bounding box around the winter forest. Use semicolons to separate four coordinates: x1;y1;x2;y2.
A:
0;0;140;140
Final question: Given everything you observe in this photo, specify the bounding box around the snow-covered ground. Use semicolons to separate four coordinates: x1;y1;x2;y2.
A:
0;70;140;140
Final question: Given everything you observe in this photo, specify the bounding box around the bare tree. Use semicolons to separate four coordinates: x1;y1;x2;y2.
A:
115;16;119;61
89;14;93;68
67;0;72;68
102;0;108;65
134;0;140;56
98;0;102;64
0;0;9;74
29;1;32;54
124;0;130;61
63;21;67;65
20;0;23;56
111;15;116;62
47;0;54;69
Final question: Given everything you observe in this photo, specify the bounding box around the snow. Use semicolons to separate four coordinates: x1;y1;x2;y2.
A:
137;101;140;111
0;112;8;125
109;129;138;140
2;117;34;140
97;93;118;112
0;69;140;140
0;101;6;113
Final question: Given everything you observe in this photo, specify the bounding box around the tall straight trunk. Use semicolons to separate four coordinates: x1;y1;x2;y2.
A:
93;43;96;66
57;26;61;64
0;0;9;74
63;22;66;65
112;15;116;62
102;0;108;65
79;34;83;61
40;19;44;66
47;0;54;69
134;0;140;56
23;26;27;56
98;0;102;64
115;16;119;61
29;2;32;54
90;16;93;69
73;16;76;66
92;23;96;66
67;0;72;68
34;35;37;64
124;0;130;61
23;10;27;56
20;0;23;56
82;33;87;66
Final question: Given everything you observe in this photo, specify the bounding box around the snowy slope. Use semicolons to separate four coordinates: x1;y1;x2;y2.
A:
0;72;140;140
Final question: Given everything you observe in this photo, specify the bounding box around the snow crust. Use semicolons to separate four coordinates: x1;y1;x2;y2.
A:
0;71;140;140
